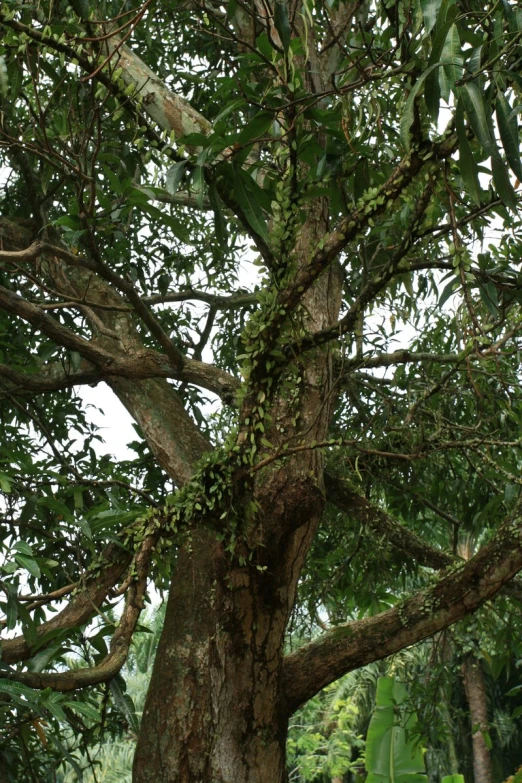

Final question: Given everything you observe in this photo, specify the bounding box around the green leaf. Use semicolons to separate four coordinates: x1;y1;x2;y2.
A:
44;697;68;723
496;92;522;181
64;700;102;723
421;0;443;34
491;152;518;211
69;0;90;19
14;553;41;578
0;473;11;493
69;351;81;372
441;24;463;94
237;111;274;146
232;169;270;244
191;164;205;208
461;82;494;154
13;540;34;556
456;98;481;205
424;4;458;119
478;281;499;318
208;181;228;250
441;777;464;783
110;676;140;735
166;161;188;195
101;164;122;196
365;677;427;783
0;56;8;99
273;1;291;52
401;63;443;149
6;592;18;630
213;97;246;125
0;680;41;705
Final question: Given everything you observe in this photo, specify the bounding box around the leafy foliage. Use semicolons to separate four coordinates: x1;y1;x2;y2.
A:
2;0;522;777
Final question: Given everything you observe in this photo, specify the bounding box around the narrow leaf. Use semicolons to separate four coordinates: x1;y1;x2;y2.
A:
441;24;463;94
110;677;140;735
166;161;188;195
496;92;522;181
421;0;443;34
191;164;205;208
491;152;518;211
232;169;270;244
208;181;228;250
273;1;291;52
237;111;274;146
401;63;442;149
456;98;481;205
461;82;493;154
64;700;102;723
478;281;499;318
14;553;41;578
6;593;18;630
13;540;33;556
425;5;459;119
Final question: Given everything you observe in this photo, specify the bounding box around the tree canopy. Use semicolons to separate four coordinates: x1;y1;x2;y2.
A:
2;0;522;779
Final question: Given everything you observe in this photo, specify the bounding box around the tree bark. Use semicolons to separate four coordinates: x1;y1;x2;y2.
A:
462;655;493;783
133;204;342;781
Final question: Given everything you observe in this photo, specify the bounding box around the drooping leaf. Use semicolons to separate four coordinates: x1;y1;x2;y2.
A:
64;700;102;723
237;111;274;146
421;0;443;34
478;281;499;318
14;553;41;578
401;63;442;149
461;82;494;154
424;3;459;119
110;677;140;735
232;168;270;244
208;180;228;250
491;151;518;211
441;24;463;95
456;98;481;205
273;1;291;52
496;92;522;181
0;56;8;98
166;161;188;195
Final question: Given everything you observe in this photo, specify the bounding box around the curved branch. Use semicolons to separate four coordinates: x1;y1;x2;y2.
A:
1;543;130;664
0;351;240;404
144;288;257;309
325;473;522;602
1;638;129;692
282;497;522;714
324;473;453;570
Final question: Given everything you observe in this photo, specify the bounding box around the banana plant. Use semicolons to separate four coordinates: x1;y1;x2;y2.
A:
365;677;428;783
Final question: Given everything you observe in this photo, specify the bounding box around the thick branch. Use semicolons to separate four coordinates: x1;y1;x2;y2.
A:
282;498;522;713
1;639;129;692
1;543;130;664
0;351;239;404
0;228;219;481
324;473;453;570
325;473;522;602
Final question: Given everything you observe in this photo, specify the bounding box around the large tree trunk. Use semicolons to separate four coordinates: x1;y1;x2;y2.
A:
462;654;493;783
133;211;342;781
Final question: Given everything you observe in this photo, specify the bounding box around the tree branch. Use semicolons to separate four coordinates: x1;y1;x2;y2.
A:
0;349;239;404
282;497;522;713
1;542;130;664
324;473;453;570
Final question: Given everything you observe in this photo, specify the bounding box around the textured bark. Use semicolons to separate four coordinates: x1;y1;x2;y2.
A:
462;655;493;783
133;209;342;782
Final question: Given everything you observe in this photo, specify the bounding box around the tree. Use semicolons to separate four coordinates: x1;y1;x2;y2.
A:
2;0;522;779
